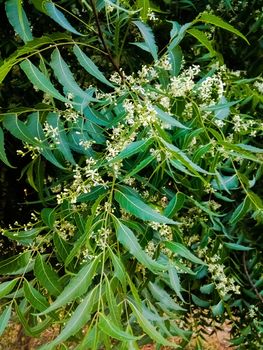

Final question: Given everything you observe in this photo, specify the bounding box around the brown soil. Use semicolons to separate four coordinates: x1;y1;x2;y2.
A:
0;322;232;350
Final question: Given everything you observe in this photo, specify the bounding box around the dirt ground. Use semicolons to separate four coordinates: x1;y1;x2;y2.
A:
0;322;233;350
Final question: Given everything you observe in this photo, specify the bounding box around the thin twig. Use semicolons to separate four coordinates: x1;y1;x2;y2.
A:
242;252;263;303
89;0;124;81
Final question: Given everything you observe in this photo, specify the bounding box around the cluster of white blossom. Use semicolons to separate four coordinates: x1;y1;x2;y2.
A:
196;73;225;103
43;122;60;145
56;158;108;204
208;254;241;297
54;219;76;240
169;65;200;98
90;227;111;248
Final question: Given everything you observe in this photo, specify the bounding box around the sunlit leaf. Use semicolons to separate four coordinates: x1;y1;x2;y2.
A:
5;0;33;43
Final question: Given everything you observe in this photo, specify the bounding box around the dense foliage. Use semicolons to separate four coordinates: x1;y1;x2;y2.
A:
0;1;262;349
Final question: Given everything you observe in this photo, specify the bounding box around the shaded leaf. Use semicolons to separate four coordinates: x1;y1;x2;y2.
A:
41;287;99;349
168;265;185;302
229;196;250;225
168;45;182;76
109;249;126;286
125;155;155;178
39;256;99;315
0;252;33;275
34;254;62;297
99;313;140;341
224;243;252;251
116;219;166;273
128;301;178;347
164;192;185;218
0;279;18;299
0;305;12;337
211;300;224;316
23;280;49;312
0;127;15;167
149;282;185;311
46;112;76;164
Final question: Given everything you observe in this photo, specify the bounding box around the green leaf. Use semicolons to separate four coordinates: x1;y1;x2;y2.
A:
214;96;231;120
169;22;192;51
99;313;140;341
105;277;121;327
165;242;205;265
0;279;18;299
46;112;76;164
203;97;240;113
110;139;153;163
192;294;210;307
0;251;33;275
0;305;12;337
133;21;158;61
5;0;33;43
3;227;43;245
109;249;126;286
149;282;185;311
34;254;62;297
53;232;71;263
200;283;214;295
0;127;15;167
125;155;155;178
20;60;69;103
211;300;224;316
115;189;177;224
41;208;56;228
229;196;250;225
116;220;166;273
164;192;185;218
50;49;96;106
211;174;239;193
23;280;50;312
128;301;177;347
77;185;107;203
224;243;252;251
15;302;40;337
41;287;99;349
163;140;213;176
0;33;71;83
3;114;38;145
154;106;189;129
73;45;114;88
136;0;150;21
197;13;249;44
168;265;185;302
39;256;99;315
168;45;182;76
44;2;83;36
236;143;263;153
32;0;47;13
187;28;216;56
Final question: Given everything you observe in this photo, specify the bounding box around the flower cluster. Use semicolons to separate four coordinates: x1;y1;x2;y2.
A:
56;158;108;204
